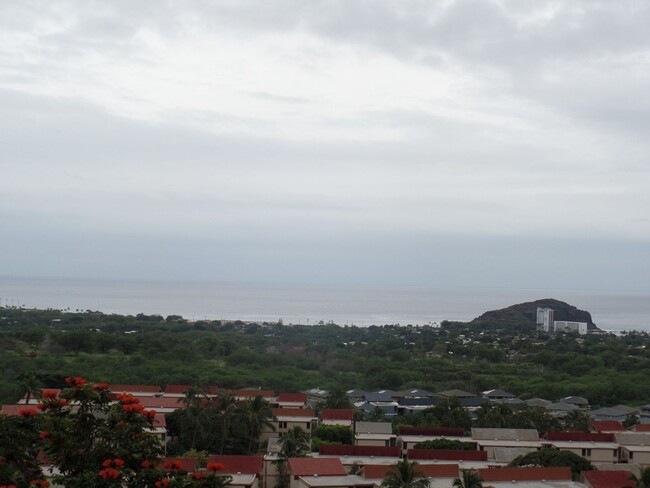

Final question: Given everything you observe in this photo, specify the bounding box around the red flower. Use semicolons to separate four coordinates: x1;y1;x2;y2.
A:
163;460;184;471
154;479;170;487
19;408;37;417
42;390;58;399
98;467;121;480
193;472;206;479
29;481;50;487
141;460;154;468
123;403;145;413
114;458;124;467
144;409;157;419
59;399;69;407
36;403;44;410
207;462;225;472
65;376;87;387
102;459;113;468
93;382;109;391
38;431;50;439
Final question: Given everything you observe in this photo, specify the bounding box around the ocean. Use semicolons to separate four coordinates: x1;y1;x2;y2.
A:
0;277;648;332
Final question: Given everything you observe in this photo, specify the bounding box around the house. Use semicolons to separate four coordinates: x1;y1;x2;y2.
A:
591;408;629;423
267;408;317;442
305;388;329;406
206;455;263;488
320;409;354;427
287;457;347;488
358;392;398;419
615;432;650;466
543;432;618;463
230;389;276;402
582;470;636;488
436;389;475;399
109;384;162;397
526;398;553;408
471;428;541;460
354;421;396;447
563;396;590;410
276;393;309;409
397;397;439;416
482;389;515;401
133;396;184;413
361;463;459;488
317;445;400;471
397;427;469;457
547;402;580;418
146;414;168;450
477;466;573;483
164;384;218;398
395;389;436;399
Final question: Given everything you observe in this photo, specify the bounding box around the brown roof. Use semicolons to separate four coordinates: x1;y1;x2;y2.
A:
583;471;635;488
408;449;487;461
273;408;316;417
109;384;161;393
363;464;458;480
207;455;263;475
136;397;184;409
278;393;308;403
633;424;650;432
321;409;354;421
288;458;347;477
545;431;615;442
399;427;465;437
479;467;572;482
320;445;400;457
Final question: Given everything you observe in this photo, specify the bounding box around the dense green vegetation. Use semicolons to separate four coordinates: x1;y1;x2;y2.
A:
2;306;650;407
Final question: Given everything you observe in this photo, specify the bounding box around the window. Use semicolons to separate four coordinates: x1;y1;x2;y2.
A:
581;449;591;457
629;451;634;460
279;421;287;429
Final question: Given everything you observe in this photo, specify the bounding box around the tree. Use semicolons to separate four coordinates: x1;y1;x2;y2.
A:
242;395;276;453
0;378;233;487
275;427;310;488
626;467;650;488
563;410;591;432
509;447;592;481
321;388;352;410
380;459;430;488
453;469;483;488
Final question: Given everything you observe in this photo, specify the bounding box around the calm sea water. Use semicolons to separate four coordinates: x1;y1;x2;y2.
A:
0;277;648;332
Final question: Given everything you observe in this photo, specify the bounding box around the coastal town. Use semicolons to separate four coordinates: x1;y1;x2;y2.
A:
3;383;650;487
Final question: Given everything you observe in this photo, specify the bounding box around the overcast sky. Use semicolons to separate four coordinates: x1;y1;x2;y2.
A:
1;0;649;291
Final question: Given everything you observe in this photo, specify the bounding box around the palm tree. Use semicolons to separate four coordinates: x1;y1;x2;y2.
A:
627;467;650;488
275;427;311;488
563;409;591;432
244;395;276;453
214;391;240;455
453;469;483;488
381;459;430;488
322;388;352;409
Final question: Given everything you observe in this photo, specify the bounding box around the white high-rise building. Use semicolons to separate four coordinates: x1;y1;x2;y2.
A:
536;307;555;333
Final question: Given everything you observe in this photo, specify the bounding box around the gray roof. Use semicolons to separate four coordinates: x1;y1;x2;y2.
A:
460;396;490;408
526;398;552;408
346;389;368;398
363;392;394;402
395;388;435;398
483;389;515;398
615;432;650;446
491;398;525;406
547;402;579;412
437;389;475;398
471;428;539;441
398;397;438;407
355;421;393;434
492;447;538;463
562;396;590;406
590;407;628;417
612;404;640;415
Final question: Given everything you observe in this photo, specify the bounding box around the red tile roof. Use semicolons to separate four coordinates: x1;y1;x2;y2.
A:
319;445;400;457
288;458;347;477
1;405;42;416
321;409;354;421
162;457;197;473
591;420;626;432
278;393;308;403
165;384;218;395
136;397;184;409
545;431;615;442
408;449;488;461
109;384;161;393
399;427;465;437
153;414;166;428
207;455;263;475
478;467;572;482
633;424;650;432
363;464;459;479
273;408;316;417
583;471;635;488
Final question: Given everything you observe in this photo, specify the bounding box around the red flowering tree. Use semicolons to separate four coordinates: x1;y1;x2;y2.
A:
0;379;232;488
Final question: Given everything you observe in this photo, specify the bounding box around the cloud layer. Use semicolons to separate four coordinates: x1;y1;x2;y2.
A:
1;1;649;289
